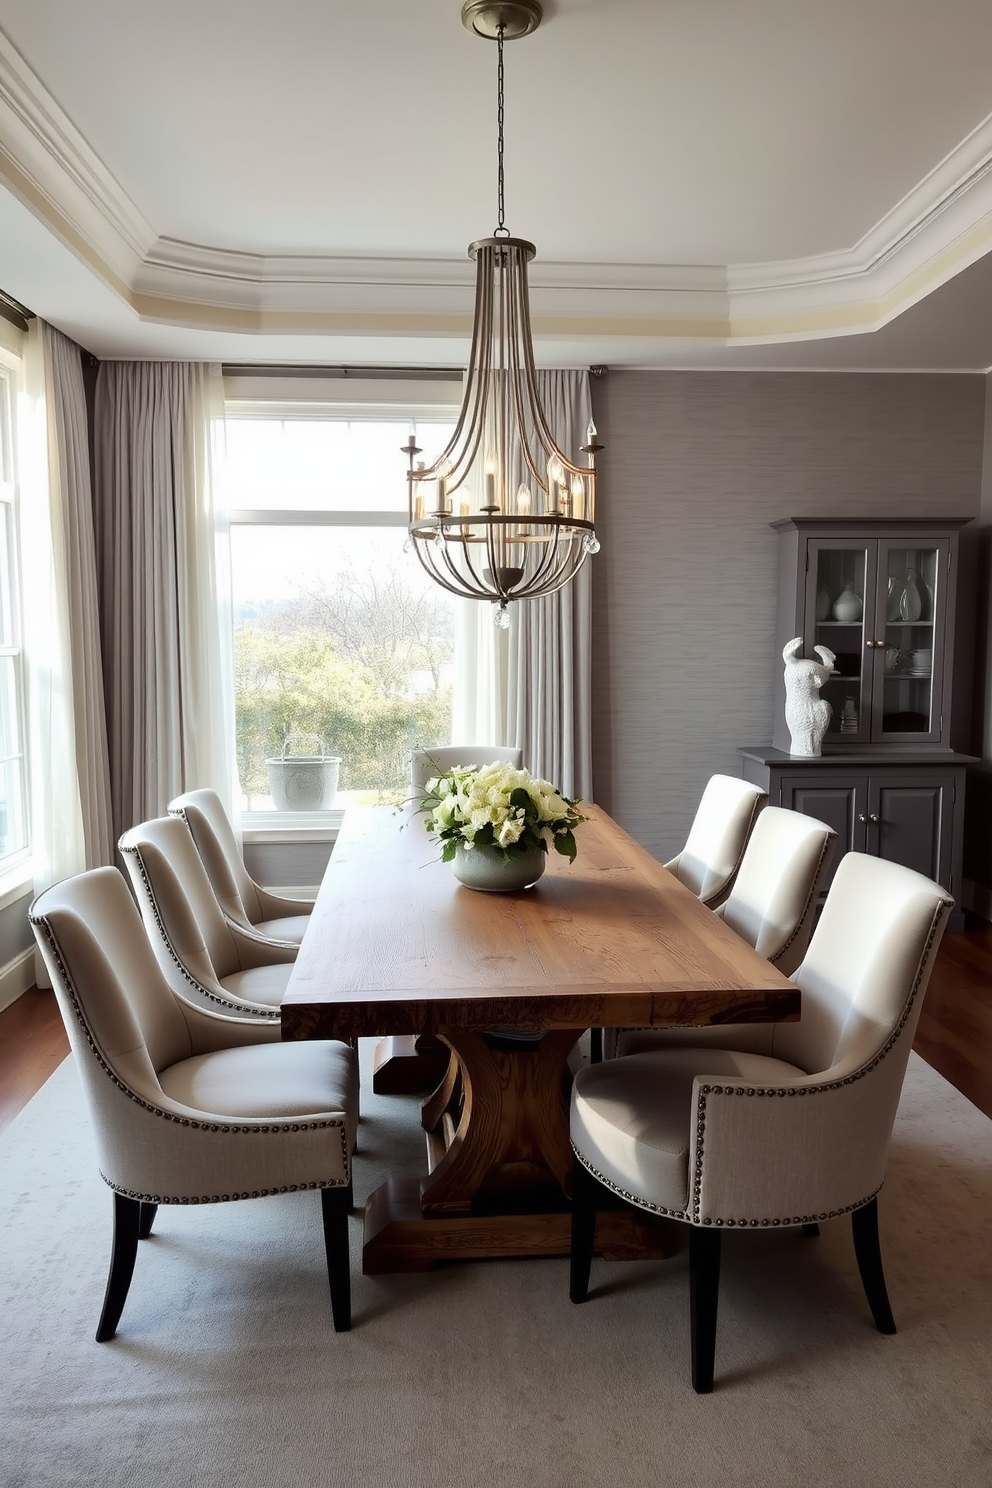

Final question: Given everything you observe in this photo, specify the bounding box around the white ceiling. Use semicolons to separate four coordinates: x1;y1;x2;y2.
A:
2;0;992;371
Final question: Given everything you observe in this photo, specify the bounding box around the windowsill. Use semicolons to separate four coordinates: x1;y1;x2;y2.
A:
240;809;344;845
0;859;33;913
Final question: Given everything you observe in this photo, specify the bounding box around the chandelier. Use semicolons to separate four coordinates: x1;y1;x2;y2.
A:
404;0;602;628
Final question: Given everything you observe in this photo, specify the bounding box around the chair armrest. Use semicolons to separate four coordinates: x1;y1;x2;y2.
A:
229;922;300;966
688;1062;908;1224
180;1002;282;1054
257;885;317;915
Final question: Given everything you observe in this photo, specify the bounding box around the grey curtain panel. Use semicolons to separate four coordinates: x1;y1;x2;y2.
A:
93;362;230;846
507;369;594;801
38;322;114;870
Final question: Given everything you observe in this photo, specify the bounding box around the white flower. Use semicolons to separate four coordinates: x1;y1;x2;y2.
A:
497;815;524;847
419;758;586;859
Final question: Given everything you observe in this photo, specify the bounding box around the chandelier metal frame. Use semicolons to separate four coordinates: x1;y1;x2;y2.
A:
404;1;602;623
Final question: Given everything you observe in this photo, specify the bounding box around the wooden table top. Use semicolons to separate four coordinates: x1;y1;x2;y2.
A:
280;803;799;1042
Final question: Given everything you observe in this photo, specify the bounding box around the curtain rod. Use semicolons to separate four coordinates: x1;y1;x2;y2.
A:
222;364;608;379
0;289;33;333
221;364;463;380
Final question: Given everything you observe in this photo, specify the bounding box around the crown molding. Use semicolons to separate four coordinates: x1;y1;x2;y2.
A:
1;22;991;349
0;27;154;282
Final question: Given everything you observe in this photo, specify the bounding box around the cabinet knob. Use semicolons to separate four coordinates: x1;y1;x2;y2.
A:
869;813;880;824
858;812;866;823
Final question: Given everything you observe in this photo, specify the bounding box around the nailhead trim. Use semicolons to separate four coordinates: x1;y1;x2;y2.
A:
571;1143;881;1228
119;843;279;1020
698;795;764;907
689;897;949;1225
767;831;834;965
171;804;301;949
105;1175;347;1205
578;895;949;1229
28;912;351;1191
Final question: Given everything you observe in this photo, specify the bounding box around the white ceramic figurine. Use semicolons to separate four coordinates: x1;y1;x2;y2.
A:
782;636;835;756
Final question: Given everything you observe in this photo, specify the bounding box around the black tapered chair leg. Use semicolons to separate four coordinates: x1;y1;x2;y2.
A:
96;1192;142;1342
851;1196;896;1334
589;1028;604;1064
802;1222;820;1238
569;1156;599;1303
689;1225;721;1393
138;1201;158;1239
321;1185;352;1332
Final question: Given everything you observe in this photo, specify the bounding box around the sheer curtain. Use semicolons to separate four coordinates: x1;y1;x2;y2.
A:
451;369;594;800
20;321;114;903
93;362;234;845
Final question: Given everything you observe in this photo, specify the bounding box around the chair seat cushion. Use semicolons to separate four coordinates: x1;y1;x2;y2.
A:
220;964;293;1008
616;1023;777;1060
160;1040;359;1150
571;1047;806;1215
253;913;310;945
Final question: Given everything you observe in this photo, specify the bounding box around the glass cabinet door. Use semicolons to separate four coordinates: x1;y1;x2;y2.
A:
806;539;877;746
871;539;948;744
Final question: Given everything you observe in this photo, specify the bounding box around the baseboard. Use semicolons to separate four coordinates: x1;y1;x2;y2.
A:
0;948;37;1012
961;877;992;925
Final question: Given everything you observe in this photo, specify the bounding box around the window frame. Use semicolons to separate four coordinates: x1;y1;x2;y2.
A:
222;378;460;837
0;349;31;891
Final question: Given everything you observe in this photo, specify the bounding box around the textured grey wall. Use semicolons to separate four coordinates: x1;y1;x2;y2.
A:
590;370;986;865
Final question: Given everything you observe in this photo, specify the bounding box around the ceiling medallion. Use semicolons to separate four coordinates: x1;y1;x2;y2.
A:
403;0;602;626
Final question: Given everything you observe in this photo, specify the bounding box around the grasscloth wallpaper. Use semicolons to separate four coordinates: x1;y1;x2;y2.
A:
590;371;986;880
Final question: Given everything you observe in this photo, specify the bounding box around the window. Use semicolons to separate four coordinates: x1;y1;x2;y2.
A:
0;355;28;870
221;389;459;816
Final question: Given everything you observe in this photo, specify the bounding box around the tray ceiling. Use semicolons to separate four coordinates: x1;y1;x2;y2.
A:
1;0;992;370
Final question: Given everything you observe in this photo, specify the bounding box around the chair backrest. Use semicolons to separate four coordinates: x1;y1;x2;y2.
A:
119;814;245;998
669;775;766;906
410;745;524;794
717;806;836;974
777;852;952;1084
29;868;193;1174
168;787;261;929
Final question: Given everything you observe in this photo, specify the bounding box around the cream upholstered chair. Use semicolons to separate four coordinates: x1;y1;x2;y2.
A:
119;815;296;1022
410;745;523;796
569;852;952;1392
29;867;358;1341
665;774;767;908
614;807;837;1060
168;787;313;947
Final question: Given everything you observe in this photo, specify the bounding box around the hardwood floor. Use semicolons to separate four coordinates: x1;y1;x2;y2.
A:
913;919;992;1120
1;920;990;1134
0;985;71;1133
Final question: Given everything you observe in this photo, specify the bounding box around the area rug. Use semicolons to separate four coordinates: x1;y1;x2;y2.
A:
1;1047;990;1488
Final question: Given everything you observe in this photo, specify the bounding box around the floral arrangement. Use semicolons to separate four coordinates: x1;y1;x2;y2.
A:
420;760;587;864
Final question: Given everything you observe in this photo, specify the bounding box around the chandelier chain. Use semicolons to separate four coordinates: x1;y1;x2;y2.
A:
495;24;508;236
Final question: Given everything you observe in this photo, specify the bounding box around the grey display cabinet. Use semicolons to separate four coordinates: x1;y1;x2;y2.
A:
742;518;974;930
769;517;970;751
737;747;969;929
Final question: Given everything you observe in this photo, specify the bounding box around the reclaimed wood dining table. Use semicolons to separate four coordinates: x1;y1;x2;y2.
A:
281;802;799;1273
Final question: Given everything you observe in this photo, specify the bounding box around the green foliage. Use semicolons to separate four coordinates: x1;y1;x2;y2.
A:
235;624;451;800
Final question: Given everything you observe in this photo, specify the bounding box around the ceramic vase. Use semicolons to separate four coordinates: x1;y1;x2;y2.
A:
451;841;547;892
832;584;863;622
899;569;922;622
